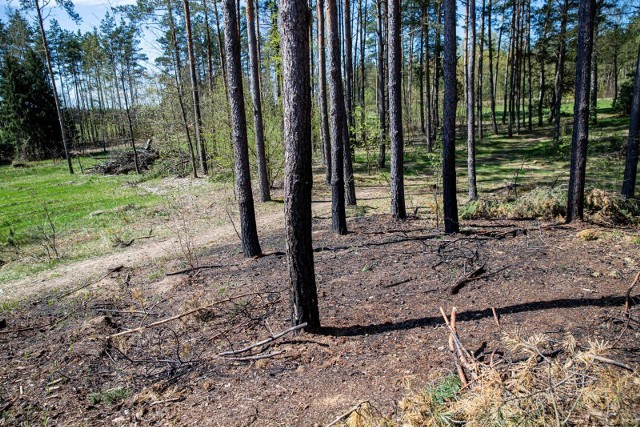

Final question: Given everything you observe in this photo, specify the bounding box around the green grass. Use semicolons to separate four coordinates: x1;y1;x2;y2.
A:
356;102;630;196
0;156;166;284
0;157;161;245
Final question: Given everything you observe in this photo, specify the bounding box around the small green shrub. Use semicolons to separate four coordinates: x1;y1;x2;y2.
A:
89;387;128;406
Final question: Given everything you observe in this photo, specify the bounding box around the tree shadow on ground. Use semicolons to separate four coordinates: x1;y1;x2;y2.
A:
318;296;627;337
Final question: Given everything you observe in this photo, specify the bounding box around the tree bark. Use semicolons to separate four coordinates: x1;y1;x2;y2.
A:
487;0;498;133
167;1;198;178
184;0;208;175
343;0;357;207
621;45;640;199
388;0;406;219
246;0;271;201
467;0;477;200
279;0;321;330
477;0;485;139
35;0;73;174
326;0;348;234
424;2;433;151
223;0;263;255
566;0;595;223
552;0;570;150
317;0;332;185
376;0;387;168
443;0;459;233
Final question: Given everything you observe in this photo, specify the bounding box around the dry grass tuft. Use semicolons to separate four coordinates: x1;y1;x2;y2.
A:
338;333;640;426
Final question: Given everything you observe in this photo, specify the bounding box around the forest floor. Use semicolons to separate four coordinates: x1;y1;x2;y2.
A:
1;178;639;426
1;109;639;425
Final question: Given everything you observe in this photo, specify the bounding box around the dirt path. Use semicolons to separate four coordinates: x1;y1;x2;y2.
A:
0;192;340;303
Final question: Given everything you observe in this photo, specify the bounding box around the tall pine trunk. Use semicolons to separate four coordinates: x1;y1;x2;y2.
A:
326;0;348;234
552;0;570;150
35;0;73;174
223;0;263;255
317;0;332;185
376;0;387;168
279;0;320;330
621;45;640;199
443;0;459;233
388;0;406;219
184;0;208;175
247;0;271;201
467;0;478;200
566;0;595;223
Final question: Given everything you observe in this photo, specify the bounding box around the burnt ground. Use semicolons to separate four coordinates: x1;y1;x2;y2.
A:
1;215;639;426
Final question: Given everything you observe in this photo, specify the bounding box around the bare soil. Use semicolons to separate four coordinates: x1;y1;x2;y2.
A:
1;185;639;426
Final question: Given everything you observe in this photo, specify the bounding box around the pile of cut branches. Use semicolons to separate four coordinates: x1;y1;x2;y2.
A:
89;148;158;175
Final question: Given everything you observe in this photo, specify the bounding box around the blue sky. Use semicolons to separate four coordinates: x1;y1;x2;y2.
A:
1;0;164;68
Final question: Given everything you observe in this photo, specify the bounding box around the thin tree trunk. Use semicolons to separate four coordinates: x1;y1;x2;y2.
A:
388;0;406;219
35;0;73;174
168;1;198;178
203;0;215;93
359;0;367;153
212;0;229;98
467;0;477;200
566;0;595;223
487;0;497;133
223;0;263;255
478;0;485;139
621;45;640;199
343;0;357;207
120;70;140;174
376;0;387;168
326;0;348;234
317;0;332;185
553;0;570;149
443;0;459;233
537;0;552;127
247;0;271;201
279;0;320;330
184;0;209;175
433;0;442;139
424;2;433;151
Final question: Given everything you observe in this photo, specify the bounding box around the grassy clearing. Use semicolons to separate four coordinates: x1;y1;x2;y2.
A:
355;103;629;198
0;155;167;284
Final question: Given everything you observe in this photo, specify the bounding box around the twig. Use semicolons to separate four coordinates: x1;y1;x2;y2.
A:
57;265;124;300
0;396;18;412
217;323;307;356
221;351;285;361
450;264;486;294
107;292;277;339
492;307;500;326
450;264;511;295
624;271;640;314
382;277;413;288
150;397;184;406
589;354;634;371
166;264;228;276
325;401;369;427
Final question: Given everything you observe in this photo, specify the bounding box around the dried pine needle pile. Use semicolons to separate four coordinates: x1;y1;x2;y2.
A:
337;332;640;427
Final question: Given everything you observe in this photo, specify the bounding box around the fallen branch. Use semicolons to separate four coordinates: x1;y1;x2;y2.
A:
57;265;124;299
589;354;634;371
221;350;285;361
166;264;228;276
325;401;369;427
107;291;277;339
451;264;511;295
382;277;413;288
217;323;307;356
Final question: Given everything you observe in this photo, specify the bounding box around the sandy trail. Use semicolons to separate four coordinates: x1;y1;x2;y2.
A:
0;195;339;303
